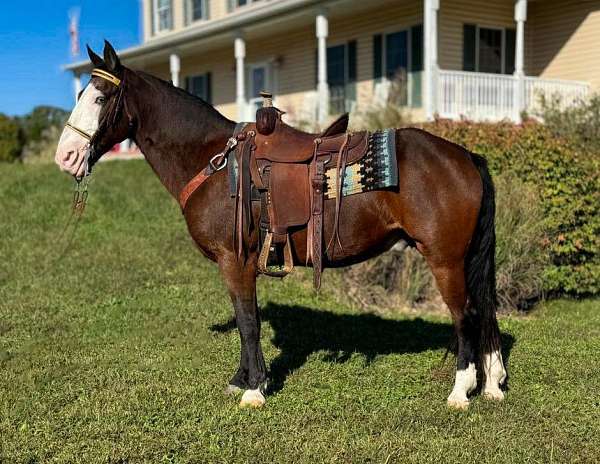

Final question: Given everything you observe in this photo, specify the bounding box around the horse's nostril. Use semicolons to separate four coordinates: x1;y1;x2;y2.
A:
67;150;75;158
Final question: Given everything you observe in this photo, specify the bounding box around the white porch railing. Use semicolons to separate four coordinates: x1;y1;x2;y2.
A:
437;69;590;121
524;76;590;113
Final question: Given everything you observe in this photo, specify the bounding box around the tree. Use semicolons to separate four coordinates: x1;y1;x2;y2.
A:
0;113;24;162
18;106;69;144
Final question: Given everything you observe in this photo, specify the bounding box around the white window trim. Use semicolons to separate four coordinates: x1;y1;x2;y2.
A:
474;25;507;74
153;0;173;35
186;0;208;25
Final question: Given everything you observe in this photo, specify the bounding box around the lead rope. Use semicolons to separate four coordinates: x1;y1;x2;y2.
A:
41;176;92;270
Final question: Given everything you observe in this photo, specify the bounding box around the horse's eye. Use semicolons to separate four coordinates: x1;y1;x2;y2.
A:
95;96;106;105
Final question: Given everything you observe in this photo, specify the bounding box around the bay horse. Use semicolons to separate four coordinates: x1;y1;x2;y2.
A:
55;41;506;409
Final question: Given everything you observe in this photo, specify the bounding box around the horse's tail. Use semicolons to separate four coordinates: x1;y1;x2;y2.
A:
466;154;500;375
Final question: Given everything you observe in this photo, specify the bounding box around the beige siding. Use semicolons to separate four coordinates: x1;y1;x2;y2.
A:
529;0;600;90
438;0;515;71
208;0;229;21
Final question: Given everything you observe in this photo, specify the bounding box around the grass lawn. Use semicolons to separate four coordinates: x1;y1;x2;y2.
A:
1;161;599;463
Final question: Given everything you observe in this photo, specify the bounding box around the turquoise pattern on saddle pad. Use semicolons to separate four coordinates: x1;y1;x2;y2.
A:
324;129;398;199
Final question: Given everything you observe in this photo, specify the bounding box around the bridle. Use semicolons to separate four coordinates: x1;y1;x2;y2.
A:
64;68;122;141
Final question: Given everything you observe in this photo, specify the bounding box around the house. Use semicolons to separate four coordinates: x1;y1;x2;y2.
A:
65;0;598;125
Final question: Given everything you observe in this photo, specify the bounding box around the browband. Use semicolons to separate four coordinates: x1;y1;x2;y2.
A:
91;68;121;87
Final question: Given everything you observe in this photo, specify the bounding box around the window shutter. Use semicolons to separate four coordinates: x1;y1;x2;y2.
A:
463;24;476;71
373;34;383;80
184;0;189;25
206;72;212;104
411;24;423;71
227;0;235;13
348;40;357;82
505;28;516;74
204;0;210;20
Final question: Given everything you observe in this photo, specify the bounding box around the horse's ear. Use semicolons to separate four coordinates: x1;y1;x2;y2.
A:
103;40;121;72
87;44;104;67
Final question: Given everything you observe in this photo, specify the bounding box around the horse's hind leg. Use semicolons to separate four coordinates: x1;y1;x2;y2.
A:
424;258;478;409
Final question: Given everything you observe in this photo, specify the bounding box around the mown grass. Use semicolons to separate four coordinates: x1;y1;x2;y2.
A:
1;161;599;463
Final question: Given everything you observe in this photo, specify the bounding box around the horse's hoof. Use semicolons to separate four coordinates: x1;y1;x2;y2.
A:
447;394;470;410
483;387;505;401
224;384;243;396
239;389;266;408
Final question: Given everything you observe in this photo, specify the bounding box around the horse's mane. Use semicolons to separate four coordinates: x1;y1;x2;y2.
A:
135;70;233;123
92;67;234;149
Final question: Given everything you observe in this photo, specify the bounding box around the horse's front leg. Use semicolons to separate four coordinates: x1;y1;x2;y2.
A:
219;254;267;408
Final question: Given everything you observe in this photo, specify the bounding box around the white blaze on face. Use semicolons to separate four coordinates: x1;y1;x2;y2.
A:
55;83;104;177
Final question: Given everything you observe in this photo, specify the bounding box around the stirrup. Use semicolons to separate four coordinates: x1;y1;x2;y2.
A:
257;232;294;277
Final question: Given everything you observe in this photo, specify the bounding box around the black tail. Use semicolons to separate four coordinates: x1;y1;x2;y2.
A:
466;154;501;373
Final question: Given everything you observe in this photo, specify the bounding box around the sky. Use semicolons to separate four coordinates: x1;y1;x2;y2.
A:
0;1;140;116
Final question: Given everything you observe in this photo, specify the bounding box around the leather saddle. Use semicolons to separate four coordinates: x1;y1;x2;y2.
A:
233;94;372;289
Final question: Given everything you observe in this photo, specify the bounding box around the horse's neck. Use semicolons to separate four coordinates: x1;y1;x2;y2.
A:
129;72;236;199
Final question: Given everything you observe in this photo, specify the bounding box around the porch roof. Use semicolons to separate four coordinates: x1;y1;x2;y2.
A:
64;0;363;74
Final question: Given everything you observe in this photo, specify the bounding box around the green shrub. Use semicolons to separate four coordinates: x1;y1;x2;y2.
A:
494;174;550;308
537;93;600;155
0;113;24;162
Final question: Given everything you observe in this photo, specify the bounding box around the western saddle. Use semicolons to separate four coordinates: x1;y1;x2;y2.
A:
180;92;373;289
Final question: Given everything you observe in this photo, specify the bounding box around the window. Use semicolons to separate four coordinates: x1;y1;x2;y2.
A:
185;73;212;103
325;41;357;114
373;25;423;106
463;25;516;74
153;0;173;34
186;0;208;23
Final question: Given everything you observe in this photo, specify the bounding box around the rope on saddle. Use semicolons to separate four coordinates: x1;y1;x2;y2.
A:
326;133;351;255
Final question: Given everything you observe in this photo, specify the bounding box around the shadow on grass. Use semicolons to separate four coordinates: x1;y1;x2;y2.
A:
211;303;514;394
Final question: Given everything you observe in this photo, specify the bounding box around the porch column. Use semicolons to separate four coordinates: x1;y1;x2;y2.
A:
73;73;82;102
424;0;439;120
316;12;329;124
170;53;181;87
513;0;527;121
234;35;246;121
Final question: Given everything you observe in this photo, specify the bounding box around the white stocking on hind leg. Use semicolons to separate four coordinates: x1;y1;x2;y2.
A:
483;349;507;400
427;262;479;409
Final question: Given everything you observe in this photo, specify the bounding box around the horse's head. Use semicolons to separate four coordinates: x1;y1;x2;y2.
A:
55;41;132;178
